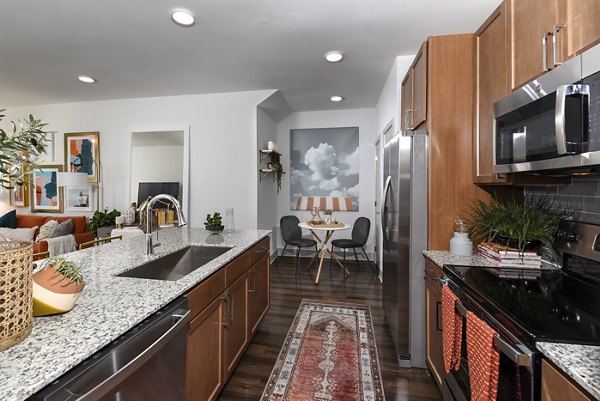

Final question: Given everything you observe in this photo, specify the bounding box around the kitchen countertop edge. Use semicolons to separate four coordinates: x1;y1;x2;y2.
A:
537;342;600;400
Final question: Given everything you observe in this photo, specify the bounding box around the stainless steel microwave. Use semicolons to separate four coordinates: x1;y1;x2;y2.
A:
493;43;600;174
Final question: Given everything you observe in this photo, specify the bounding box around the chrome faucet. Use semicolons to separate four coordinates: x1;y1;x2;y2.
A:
146;194;187;255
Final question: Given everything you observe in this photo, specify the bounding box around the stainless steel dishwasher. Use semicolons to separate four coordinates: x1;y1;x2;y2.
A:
29;297;190;401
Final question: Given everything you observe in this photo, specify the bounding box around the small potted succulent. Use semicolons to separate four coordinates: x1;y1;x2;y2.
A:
204;212;224;234
32;256;85;316
324;209;334;224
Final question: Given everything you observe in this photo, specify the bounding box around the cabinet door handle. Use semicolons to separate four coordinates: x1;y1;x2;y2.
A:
221;295;229;327
248;268;256;293
436;301;442;331
228;294;234;324
552;24;564;67
255;246;268;254
542;31;552;72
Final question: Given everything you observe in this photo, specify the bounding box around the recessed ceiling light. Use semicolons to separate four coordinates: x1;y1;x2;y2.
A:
171;9;195;26
330;95;344;102
77;75;96;84
325;51;343;63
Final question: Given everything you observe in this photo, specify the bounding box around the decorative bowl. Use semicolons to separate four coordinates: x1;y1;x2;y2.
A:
206;225;224;235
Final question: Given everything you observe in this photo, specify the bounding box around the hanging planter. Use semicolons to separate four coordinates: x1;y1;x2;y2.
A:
268;162;283;193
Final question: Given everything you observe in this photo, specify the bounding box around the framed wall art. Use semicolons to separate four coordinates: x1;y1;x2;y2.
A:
65;186;93;212
290;127;360;211
64;132;100;183
8;164;29;208
31;164;63;213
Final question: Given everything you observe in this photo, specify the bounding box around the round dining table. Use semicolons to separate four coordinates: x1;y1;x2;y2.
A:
298;221;351;284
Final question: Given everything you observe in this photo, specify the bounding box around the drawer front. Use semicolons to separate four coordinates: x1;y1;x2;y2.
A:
226;251;250;287
424;257;444;292
249;237;270;266
186;268;226;319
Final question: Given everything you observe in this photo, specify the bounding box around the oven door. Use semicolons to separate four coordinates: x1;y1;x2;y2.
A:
443;286;540;401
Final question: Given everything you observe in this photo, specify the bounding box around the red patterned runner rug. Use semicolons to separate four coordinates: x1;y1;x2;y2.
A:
261;299;386;401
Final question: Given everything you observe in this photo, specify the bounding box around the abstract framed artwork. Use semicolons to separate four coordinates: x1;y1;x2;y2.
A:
31;164;63;213
64;132;100;183
65;186;92;212
8;164;29;208
290;127;360;211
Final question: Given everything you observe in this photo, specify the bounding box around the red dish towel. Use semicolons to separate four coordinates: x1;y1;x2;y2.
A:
466;311;500;401
441;285;463;374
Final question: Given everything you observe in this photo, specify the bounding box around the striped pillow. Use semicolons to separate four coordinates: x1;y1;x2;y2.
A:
35;220;59;243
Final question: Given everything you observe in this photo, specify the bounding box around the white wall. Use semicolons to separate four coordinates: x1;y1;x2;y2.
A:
1;89;275;228
257;107;279;251
376;55;414;137
130;145;183;203
275;108;377;256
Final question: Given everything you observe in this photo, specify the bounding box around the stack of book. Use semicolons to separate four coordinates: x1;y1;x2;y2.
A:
477;242;542;268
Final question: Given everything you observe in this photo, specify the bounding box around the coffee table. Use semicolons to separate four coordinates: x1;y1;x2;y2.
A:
298;221;351;284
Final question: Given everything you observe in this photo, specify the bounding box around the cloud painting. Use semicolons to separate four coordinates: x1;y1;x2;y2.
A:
290;127;359;211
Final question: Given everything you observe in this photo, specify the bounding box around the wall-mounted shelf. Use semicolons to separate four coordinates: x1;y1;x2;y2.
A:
258;148;284;192
259;149;281;163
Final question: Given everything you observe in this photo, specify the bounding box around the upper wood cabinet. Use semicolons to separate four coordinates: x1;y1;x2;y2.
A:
474;2;511;184
401;42;428;130
511;0;600;89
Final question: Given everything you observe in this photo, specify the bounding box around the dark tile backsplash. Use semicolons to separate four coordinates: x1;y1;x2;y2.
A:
525;177;600;224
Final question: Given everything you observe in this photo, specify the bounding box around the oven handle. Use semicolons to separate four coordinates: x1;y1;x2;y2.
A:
555;83;590;155
455;302;533;369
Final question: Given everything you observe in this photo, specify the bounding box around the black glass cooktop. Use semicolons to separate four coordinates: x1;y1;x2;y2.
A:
443;265;600;347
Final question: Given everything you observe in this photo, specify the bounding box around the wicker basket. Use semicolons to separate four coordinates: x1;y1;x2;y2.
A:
0;241;33;351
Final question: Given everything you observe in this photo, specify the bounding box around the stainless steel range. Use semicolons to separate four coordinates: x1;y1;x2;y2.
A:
442;220;600;401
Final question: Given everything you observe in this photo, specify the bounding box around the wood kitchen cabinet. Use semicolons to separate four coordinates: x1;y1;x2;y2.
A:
401;41;427;130
424;257;444;389
541;359;594;401
473;2;511;184
424;34;490;249
248;253;270;337
223;273;249;379
185;236;270;401
511;0;600;89
186;296;225;401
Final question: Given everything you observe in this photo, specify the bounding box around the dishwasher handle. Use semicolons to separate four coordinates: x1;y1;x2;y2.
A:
77;308;190;401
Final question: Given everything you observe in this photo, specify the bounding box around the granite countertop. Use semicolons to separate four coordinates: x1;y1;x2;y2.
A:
0;227;270;401
423;249;496;269
423;250;600;399
537;342;600;399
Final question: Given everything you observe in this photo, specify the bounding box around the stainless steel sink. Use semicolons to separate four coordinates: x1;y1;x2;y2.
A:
116;245;233;281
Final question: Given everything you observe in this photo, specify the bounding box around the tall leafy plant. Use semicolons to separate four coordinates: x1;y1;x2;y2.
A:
0;109;53;188
467;195;571;252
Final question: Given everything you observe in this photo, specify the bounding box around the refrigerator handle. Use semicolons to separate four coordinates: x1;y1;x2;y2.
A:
381;175;392;246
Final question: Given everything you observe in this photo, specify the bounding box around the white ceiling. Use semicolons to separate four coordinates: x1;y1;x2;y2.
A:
0;0;500;111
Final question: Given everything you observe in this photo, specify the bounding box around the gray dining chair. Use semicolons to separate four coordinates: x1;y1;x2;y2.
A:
279;215;318;265
330;217;376;273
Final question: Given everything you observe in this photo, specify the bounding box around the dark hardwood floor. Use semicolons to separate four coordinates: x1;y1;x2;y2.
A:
217;256;442;401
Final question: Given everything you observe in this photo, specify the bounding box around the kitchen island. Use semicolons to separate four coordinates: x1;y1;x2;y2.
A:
0;227;270;401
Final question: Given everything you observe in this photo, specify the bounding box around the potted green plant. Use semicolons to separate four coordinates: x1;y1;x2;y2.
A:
467;195;571;253
204;212;224;234
88;208;122;237
0;110;53;188
32;256;85;316
268;161;283;193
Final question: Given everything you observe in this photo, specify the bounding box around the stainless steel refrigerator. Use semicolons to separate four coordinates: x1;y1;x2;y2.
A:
381;130;427;368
